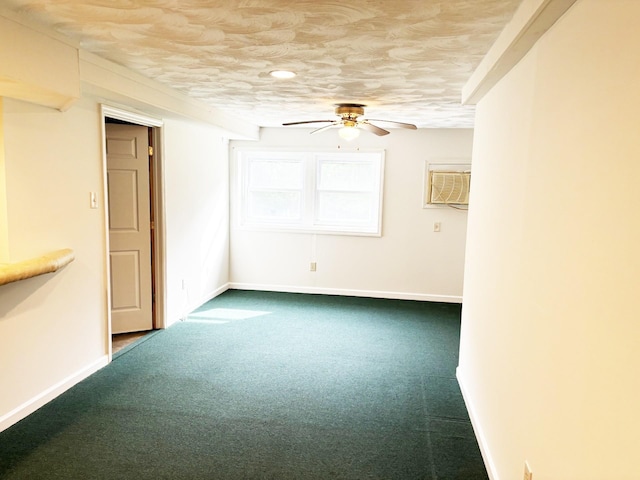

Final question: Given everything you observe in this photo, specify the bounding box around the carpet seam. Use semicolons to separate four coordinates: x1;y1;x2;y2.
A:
420;375;439;480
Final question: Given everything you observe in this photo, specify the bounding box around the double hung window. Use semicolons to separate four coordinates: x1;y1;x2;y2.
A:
237;149;384;236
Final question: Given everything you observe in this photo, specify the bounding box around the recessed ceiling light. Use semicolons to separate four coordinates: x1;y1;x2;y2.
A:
269;70;296;79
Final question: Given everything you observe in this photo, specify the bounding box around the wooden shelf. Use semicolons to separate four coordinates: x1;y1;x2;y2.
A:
0;249;75;286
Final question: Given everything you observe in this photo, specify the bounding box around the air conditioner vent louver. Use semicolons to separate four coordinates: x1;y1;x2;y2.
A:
428;171;470;205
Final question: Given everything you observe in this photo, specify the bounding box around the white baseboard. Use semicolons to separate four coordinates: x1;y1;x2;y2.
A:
457;366;499;480
0;355;109;433
228;283;462;303
193;283;230;311
170;283;232;328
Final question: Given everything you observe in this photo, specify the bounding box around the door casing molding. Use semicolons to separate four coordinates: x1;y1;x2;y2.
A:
100;104;167;360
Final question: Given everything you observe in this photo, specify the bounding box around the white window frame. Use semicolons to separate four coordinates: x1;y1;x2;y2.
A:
236;148;385;236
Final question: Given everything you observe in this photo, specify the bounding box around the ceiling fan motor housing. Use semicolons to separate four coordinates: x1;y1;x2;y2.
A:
335;103;365;120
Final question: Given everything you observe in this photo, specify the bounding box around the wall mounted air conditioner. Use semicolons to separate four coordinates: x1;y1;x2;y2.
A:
423;162;471;207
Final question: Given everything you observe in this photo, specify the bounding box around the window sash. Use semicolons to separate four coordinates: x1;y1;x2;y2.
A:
241;153;306;226
238;149;384;236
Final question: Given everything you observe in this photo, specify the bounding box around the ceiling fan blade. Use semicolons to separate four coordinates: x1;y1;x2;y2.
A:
358;121;390;136
365;119;417;130
282;120;334;126
310;122;340;134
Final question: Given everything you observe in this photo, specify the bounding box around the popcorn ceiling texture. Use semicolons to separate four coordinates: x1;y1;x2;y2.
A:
5;0;521;128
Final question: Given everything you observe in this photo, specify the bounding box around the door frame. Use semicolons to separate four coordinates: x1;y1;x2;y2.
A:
100;105;167;359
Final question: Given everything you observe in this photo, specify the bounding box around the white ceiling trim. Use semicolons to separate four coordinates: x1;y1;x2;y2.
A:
462;0;579;105
81;50;259;140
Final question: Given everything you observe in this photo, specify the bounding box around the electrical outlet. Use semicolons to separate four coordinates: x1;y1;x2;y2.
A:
310;262;317;272
433;222;441;232
524;461;533;480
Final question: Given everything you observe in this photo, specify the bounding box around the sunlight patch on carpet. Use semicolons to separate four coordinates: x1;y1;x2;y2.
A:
186;308;271;324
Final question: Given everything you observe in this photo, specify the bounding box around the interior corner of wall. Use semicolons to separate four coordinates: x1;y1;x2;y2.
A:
0;97;9;263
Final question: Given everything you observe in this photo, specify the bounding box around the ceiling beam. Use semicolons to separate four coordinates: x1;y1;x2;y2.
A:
80;51;259;140
462;0;578;105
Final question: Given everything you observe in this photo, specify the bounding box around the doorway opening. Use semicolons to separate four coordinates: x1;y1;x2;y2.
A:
112;331;149;355
101;105;166;359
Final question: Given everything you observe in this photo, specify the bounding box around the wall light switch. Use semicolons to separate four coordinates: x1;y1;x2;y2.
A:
90;192;98;209
433;222;441;232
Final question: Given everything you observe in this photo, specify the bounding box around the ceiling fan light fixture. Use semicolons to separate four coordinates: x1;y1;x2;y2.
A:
269;70;296;79
283;103;415;138
338;125;361;141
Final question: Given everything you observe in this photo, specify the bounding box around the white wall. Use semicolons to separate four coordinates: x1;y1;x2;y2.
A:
0;97;232;430
230;127;473;301
458;1;640;479
163;118;230;322
0;16;236;431
0;96;108;422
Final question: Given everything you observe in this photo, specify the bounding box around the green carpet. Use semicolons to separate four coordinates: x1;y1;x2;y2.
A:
0;290;487;479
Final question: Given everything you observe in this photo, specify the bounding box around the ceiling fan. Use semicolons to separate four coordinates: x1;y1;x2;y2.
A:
282;103;417;140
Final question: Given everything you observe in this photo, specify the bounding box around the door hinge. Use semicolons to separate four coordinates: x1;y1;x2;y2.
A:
150;221;155;231
148;146;153;156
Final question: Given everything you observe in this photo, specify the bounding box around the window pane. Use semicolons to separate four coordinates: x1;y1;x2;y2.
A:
317;161;376;191
238;149;383;236
249;160;303;189
316;192;375;224
248;191;302;221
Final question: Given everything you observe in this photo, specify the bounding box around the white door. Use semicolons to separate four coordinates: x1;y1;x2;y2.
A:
106;124;153;334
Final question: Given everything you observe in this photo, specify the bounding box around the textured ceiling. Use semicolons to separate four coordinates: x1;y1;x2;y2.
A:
4;0;522;128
